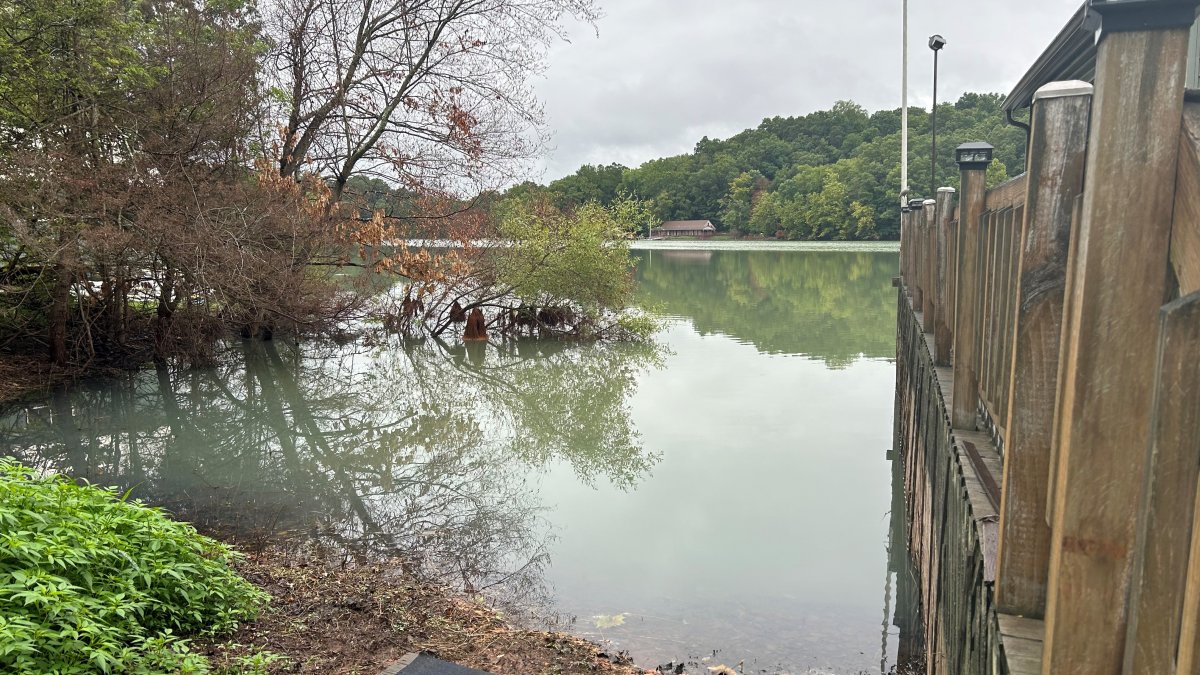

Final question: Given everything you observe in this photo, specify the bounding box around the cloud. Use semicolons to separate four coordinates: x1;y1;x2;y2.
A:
532;0;1083;181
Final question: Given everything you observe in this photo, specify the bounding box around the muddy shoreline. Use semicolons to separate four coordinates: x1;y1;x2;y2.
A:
198;544;646;675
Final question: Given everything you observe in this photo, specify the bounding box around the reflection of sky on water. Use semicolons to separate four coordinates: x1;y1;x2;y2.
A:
538;318;896;674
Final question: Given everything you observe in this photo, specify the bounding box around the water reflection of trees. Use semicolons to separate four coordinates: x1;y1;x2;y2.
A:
635;250;897;367
0;337;662;603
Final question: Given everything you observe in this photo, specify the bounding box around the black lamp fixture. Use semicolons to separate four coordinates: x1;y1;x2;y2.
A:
955;142;994;171
1088;0;1200;32
908;198;926;210
928;35;946;198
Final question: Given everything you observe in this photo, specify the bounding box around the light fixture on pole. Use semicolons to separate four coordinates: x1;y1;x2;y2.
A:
955;142;994;170
928;34;946;198
900;0;909;207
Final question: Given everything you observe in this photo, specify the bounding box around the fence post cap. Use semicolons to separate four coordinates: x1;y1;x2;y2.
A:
937;187;957;193
923;199;937;206
1033;80;1094;101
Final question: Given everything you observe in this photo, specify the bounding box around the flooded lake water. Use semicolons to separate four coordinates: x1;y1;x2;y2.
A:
0;243;900;674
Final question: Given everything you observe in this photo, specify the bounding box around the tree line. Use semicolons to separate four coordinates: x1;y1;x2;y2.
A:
0;0;616;368
512;95;1025;240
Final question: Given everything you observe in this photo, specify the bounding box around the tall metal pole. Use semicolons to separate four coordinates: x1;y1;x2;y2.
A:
931;48;938;198
900;0;908;206
928;35;945;201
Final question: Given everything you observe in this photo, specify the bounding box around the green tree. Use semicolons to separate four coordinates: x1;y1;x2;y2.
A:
748;192;784;236
986;157;1010;188
719;170;768;233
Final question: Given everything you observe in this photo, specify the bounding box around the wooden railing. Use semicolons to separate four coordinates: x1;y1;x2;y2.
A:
894;11;1200;674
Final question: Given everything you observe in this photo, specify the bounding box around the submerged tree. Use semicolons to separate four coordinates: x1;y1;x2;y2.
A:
372;194;658;341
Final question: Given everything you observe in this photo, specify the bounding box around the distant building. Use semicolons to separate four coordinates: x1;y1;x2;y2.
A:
651;220;717;237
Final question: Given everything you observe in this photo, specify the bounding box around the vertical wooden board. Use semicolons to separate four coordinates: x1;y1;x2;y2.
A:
988;211;1009;422
1046;194;1085;528
1043;27;1190;675
980;212;997;400
926;203;939;326
1172;104;1200;295
1125;291;1200;675
999;207;1019;428
988;211;1006;408
953;170;988;430
950;217;961;346
915;209;926;308
936;190;957;365
994;209;1014;419
996;86;1091;619
1175;464;1200;675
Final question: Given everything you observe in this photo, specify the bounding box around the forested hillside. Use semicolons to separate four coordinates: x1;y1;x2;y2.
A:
523;93;1026;240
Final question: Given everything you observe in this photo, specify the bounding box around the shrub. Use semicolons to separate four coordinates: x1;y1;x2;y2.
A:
0;459;268;673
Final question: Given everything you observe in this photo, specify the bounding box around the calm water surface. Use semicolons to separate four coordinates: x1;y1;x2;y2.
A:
0;243;900;675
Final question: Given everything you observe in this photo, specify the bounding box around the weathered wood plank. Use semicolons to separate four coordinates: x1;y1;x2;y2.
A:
952;164;988;430
985;174;1029;212
981;210;999;402
936;189;957;365
999;613;1047;642
1043;26;1191;675
999;206;1020;429
925;199;938;327
913;205;925;309
1125;290;1200;675
996;82;1092;620
1045;193;1084;528
1172;104;1200;295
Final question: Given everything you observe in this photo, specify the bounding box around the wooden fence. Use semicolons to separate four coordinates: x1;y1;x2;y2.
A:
893;8;1200;674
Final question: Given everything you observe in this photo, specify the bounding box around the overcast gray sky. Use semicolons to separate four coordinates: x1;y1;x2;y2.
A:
533;0;1083;181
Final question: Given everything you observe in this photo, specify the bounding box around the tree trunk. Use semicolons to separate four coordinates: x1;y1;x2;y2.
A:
48;245;71;366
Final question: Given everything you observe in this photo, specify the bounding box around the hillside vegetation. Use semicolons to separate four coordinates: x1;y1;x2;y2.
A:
519;93;1026;240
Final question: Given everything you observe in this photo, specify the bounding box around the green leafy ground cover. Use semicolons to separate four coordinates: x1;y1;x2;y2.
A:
0;460;268;673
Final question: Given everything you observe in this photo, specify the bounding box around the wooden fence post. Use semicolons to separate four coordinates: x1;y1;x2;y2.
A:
994;80;1092;620
924;198;938;326
901;206;912;290
1042;18;1192;675
911;200;926;310
952;147;990;430
935;188;956;365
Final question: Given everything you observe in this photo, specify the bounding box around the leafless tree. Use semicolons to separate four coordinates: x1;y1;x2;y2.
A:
266;0;599;202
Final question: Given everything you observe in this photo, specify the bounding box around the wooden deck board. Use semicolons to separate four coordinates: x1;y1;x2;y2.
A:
997;614;1045;675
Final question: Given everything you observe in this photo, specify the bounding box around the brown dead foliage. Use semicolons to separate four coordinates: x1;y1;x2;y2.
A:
200;548;644;675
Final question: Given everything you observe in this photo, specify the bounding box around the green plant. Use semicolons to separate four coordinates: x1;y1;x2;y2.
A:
215;648;288;675
0;459;268;673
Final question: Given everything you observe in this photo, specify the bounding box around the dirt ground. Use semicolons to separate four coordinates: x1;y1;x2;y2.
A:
198;547;647;675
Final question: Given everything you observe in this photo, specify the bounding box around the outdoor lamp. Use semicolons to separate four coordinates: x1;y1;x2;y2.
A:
928;34;946;51
908;199;925;210
955;142;994;170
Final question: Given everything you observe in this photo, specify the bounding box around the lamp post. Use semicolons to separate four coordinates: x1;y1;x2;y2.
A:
928;35;946;198
950;141;992;430
900;0;909;207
